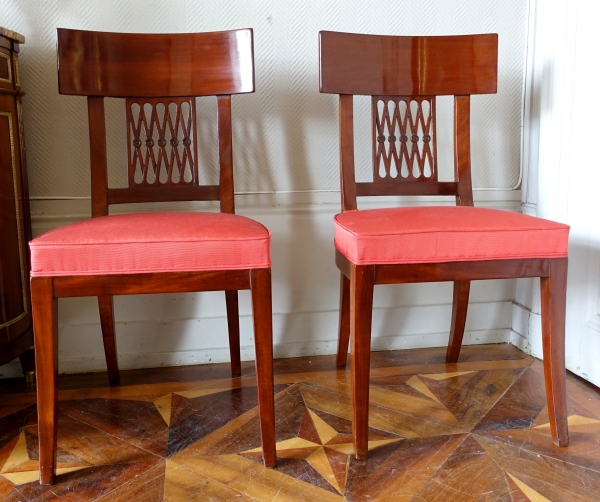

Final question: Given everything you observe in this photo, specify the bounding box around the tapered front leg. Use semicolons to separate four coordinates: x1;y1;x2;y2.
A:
98;295;120;385
225;290;242;377
540;258;569;447
250;268;276;467
31;277;58;485
350;265;375;460
446;280;471;363
337;272;351;368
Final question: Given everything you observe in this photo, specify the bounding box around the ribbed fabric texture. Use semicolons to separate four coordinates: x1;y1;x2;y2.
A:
334;206;569;265
30;212;271;277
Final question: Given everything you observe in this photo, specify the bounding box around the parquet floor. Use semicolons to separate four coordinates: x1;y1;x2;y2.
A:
1;344;600;501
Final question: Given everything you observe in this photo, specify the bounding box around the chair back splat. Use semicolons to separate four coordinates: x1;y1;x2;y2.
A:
57;28;255;216
319;31;497;210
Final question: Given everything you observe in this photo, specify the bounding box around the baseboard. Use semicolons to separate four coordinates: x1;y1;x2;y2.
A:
1;328;512;378
0;300;512;377
509;329;531;354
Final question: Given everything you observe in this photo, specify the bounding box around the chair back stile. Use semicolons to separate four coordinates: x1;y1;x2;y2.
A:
319;31;497;211
57;28;254;216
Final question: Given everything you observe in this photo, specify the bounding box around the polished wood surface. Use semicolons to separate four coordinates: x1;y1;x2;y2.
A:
52;270;251;297
32;28;275;484
446;280;471;364
541;257;569;447
87;96;109;218
372;96;437;183
319;31;497;96
97;295;120;386
320;31;569;460
250;268;276;467
225;290;242;378
125;97;198;188
57;28;255;97
0;345;597;501
349;264;374;459
336;274;350;368
0;28;34;373
30;277;57;485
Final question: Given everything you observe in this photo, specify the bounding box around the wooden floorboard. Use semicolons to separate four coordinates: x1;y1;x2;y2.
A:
0;344;598;501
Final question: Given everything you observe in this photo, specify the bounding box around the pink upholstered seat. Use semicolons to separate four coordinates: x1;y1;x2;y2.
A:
334;206;569;265
30;212;271;277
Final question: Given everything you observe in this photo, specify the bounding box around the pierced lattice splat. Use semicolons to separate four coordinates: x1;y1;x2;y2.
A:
372;96;437;182
126;98;198;187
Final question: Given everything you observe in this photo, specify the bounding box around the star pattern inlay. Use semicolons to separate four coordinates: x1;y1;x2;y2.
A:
242;408;401;494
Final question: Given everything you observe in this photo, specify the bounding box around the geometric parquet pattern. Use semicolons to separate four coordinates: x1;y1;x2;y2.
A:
1;345;600;501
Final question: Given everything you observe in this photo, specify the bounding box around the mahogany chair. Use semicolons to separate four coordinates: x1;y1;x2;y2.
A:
319;31;570;460
30;28;276;484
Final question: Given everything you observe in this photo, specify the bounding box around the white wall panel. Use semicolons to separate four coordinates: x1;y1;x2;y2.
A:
0;0;528;377
2;0;527;197
515;0;600;386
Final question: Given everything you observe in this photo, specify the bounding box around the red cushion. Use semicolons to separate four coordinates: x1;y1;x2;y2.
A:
30;212;270;277
334;206;569;265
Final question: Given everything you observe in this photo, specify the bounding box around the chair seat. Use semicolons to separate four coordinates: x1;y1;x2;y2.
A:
30;212;271;277
334;206;569;265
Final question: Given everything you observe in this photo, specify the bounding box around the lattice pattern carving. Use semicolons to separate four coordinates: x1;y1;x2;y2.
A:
372;96;437;182
126;98;198;187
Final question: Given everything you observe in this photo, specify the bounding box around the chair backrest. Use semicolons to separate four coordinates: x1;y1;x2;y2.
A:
57;28;255;217
319;31;498;211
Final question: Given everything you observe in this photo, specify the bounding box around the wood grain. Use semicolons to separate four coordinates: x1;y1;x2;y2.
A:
540;257;569;447
336;273;350;368
225;290;241;378
58;29;255;97
0;29;33;369
319;32;498;96
31;277;57;485
349;265;374;459
52;270;252;298
97;295;119;386
446;281;471;363
250;268;276;468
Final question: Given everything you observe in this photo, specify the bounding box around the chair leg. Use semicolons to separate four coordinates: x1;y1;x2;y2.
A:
337;273;351;368
446;280;471;363
98;295;120;386
31;277;58;485
250;268;276;468
350;265;375;460
540;257;569;447
225;290;242;377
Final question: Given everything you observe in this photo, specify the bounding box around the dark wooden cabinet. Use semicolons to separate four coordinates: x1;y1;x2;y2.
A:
0;26;34;379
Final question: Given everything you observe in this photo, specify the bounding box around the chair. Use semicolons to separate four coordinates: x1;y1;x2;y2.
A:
319;31;570;460
30;28;276;485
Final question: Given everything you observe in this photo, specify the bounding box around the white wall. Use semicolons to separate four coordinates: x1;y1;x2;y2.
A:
513;0;600;387
0;0;528;377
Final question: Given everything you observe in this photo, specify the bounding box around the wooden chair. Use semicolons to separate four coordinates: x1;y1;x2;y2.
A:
30;28;276;485
319;31;570;460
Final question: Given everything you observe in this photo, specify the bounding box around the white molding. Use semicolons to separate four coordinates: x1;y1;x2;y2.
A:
30;189;522;230
0;327;511;378
510;329;530;354
1;300;513;378
56;329;511;375
585;243;600;332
